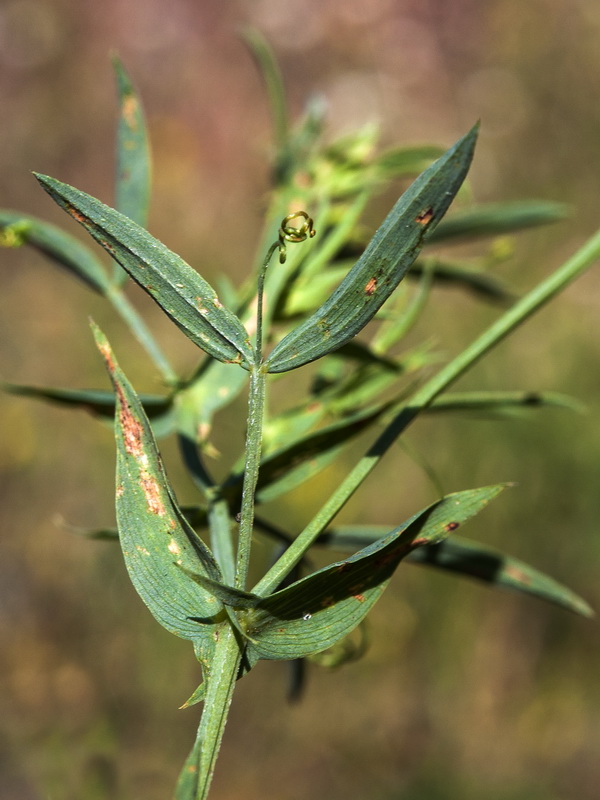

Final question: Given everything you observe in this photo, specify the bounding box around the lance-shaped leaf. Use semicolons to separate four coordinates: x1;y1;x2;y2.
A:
427;200;568;244
93;324;223;640
1;381;171;419
225;399;394;506
408;536;593;617
35;175;255;368
0;210;110;293
113;55;151;229
245;484;505;661
320;526;592;617
265;125;478;373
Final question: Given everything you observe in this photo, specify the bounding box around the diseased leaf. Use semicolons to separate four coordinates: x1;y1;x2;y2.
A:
428;200;568;244
113;55;151;229
35;174;255;368
265;125;478;373
246;484;505;660
409;536;594;617
93;324;223;640
320;526;592;617
0;210;110;293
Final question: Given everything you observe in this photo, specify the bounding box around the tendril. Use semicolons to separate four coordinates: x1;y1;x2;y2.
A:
277;211;316;264
255;210;316;363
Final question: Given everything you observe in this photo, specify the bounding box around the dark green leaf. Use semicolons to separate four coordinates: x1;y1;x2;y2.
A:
426;390;584;416
94;324;223;640
1;380;171;419
226;400;393;505
266;125;478;373
409;536;593;617
113;55;151;229
319;525;591;617
409;258;515;304
246;484;505;660
0;210;110;293
35;175;255;368
428;200;568;244
320;525;592;617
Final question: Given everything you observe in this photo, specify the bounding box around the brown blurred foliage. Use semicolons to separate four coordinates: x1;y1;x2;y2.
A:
1;1;599;799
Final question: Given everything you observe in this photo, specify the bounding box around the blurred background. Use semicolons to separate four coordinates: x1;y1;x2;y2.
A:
1;1;599;799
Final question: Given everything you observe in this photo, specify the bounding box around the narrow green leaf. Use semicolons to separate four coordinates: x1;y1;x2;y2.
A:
426;390;584;416
247;484;505;660
266;125;478;373
225;400;393;506
428;200;568;244
240;28;288;152
409;259;515;304
113;55;151;229
1;381;171;419
93;324;223;640
408;536;594;617
375;144;445;178
0;210;110;293
320;526;592;617
35;174;255;368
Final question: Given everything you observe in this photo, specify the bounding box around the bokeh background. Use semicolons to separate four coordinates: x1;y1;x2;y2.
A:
1;1;599;799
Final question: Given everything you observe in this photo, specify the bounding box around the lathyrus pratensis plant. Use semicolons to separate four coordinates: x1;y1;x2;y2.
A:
1;33;596;800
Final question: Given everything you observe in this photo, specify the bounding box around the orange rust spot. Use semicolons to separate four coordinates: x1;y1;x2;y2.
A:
118;392;144;459
445;521;460;532
66;204;88;225
99;239;116;255
139;471;166;516
353;593;366;602
415;207;434;225
364;277;377;296
122;94;138;130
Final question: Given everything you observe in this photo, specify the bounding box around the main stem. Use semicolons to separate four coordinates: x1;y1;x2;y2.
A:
234;364;266;589
175;626;242;800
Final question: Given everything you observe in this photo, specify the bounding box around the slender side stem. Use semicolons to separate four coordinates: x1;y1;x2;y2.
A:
175;626;242;800
235;365;267;589
253;228;600;596
207;497;236;586
255;243;279;364
106;285;177;384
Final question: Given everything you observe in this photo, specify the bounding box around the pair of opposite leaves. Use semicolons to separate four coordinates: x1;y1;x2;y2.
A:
35;125;479;373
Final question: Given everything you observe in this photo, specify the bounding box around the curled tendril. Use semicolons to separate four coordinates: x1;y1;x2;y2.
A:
277;211;316;263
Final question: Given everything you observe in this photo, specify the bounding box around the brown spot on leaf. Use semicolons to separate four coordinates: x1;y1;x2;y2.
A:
445;521;460;532
415;207;434;225
64;202;89;225
353;593;366;602
364;277;377;296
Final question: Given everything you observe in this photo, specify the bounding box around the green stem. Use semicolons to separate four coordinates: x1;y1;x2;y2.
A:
107;285;177;384
175;626;241;800
207;496;236;586
253;228;600;596
234;365;267;590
